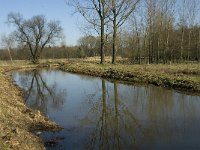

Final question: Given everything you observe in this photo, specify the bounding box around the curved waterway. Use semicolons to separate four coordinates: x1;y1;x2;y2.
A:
12;69;200;150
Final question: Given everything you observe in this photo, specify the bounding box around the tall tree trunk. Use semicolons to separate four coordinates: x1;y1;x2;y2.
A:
151;38;154;63
136;31;141;64
112;0;117;64
198;30;200;62
170;49;173;62
112;19;117;64
148;38;152;64
157;34;160;64
180;27;184;61
143;31;147;64
32;52;39;64
148;36;151;64
101;17;105;64
148;27;151;64
165;27;170;64
7;47;13;63
187;30;192;61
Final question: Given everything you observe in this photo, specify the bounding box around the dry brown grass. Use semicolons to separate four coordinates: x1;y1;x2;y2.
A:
60;61;200;93
0;58;199;149
0;64;61;150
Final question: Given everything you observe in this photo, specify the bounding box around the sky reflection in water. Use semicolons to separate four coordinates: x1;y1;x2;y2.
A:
12;69;200;150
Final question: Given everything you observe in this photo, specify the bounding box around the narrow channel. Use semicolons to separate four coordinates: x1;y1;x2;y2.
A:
12;69;200;150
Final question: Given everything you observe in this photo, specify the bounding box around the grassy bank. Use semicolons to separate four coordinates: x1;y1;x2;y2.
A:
0;59;199;148
60;62;200;94
0;62;61;150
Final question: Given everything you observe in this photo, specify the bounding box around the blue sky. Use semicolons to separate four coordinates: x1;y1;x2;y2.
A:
0;0;83;46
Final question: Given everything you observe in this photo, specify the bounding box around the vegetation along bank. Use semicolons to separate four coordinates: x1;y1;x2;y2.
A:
60;62;200;94
0;59;199;149
0;63;61;150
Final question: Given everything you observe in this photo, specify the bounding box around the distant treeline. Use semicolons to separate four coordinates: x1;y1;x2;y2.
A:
1;25;200;63
0;46;81;60
1;0;200;64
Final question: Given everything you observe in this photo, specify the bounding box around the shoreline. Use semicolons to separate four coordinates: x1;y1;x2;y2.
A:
0;59;200;149
60;62;200;95
0;65;62;150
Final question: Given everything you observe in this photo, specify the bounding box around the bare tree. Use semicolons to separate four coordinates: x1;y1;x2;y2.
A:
186;0;198;61
110;0;140;64
1;34;15;62
70;0;110;64
146;0;157;64
178;0;187;61
7;13;63;63
78;35;98;57
162;0;176;64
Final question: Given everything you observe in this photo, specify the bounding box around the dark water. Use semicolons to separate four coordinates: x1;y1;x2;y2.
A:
12;69;200;150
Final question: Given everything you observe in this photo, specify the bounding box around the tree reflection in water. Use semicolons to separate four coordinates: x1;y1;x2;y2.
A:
82;80;144;150
17;69;66;115
12;70;200;149
80;79;200;149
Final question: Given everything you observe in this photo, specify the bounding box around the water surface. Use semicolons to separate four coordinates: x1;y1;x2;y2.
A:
12;69;200;150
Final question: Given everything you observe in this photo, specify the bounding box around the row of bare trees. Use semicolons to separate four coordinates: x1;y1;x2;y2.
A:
1;0;200;64
0;46;83;60
124;0;200;64
72;0;200;64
